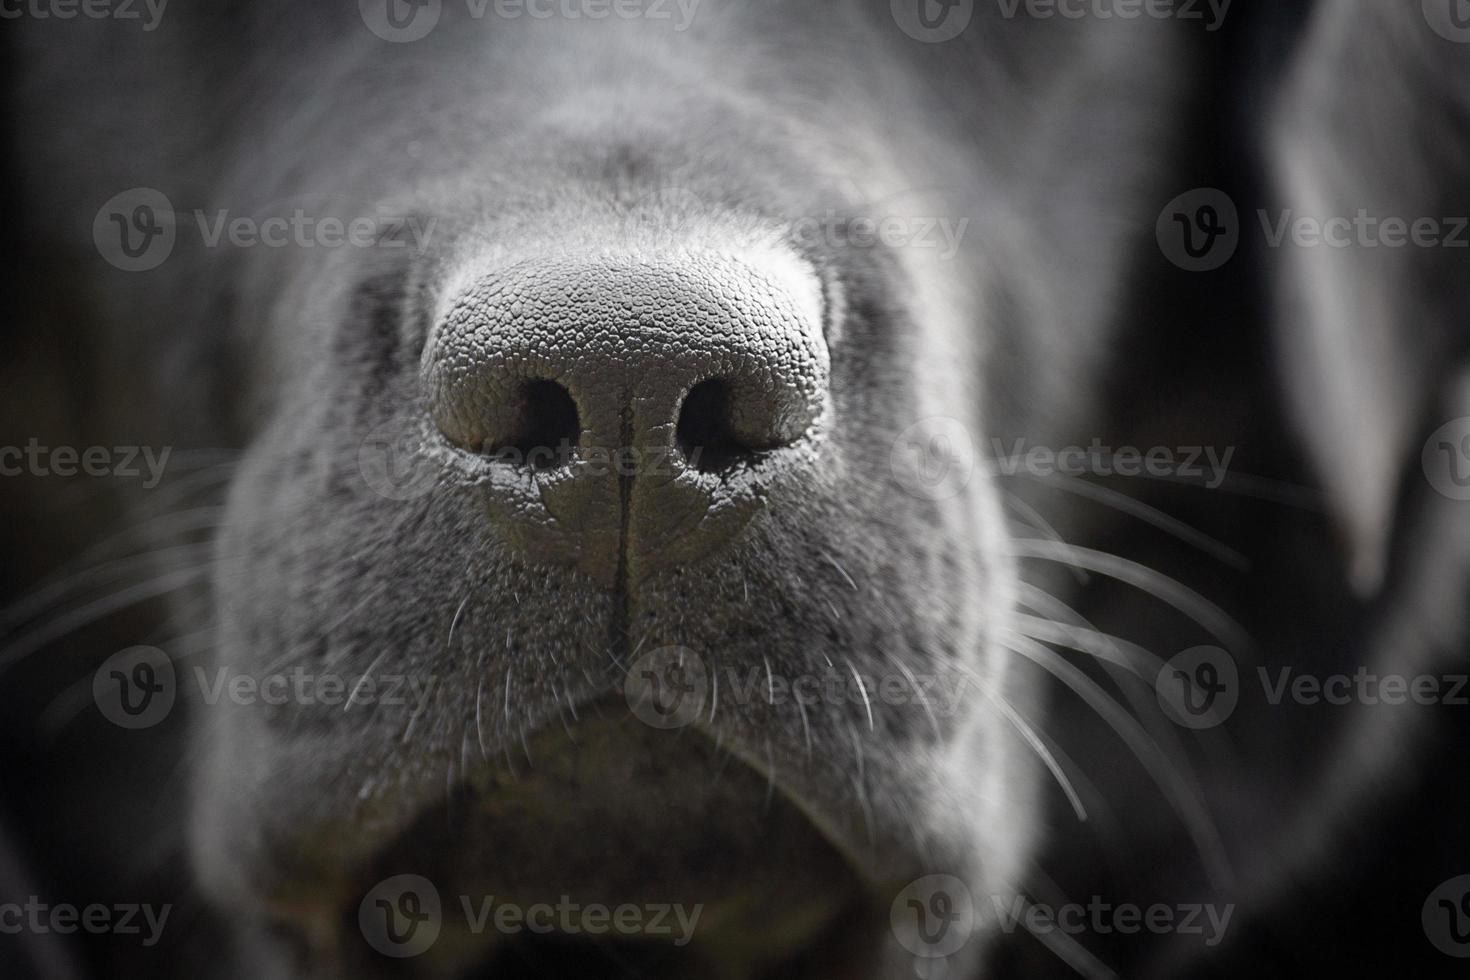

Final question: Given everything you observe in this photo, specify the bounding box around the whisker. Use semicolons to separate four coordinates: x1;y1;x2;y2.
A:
795;692;812;760
1020;896;1119;980
847;659;875;732
883;648;941;741
37;626;222;738
1010;470;1247;569
344;648;392;712
1016;867;1121;980
550;685;576;743
0;563;232;674
1006;539;1251;653
985;687;1088;822
1001;632;1233;891
819;551;859;592
1011;583;1238;827
474;677;489;763
0;538;220;632
1000;492;1088;585
707;666;720;726
1106;466;1321;509
446;592;471;652
848;721;875;850
1011;611;1158;677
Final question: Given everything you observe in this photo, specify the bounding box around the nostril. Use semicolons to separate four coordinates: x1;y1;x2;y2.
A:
486;378;580;469
676;378;758;473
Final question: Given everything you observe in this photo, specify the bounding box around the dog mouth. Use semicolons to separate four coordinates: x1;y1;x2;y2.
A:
261;702;882;979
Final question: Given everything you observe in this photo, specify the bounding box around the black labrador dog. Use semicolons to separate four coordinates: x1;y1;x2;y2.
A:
1;1;1468;976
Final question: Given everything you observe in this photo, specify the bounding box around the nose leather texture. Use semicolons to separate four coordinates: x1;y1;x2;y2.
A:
423;246;829;585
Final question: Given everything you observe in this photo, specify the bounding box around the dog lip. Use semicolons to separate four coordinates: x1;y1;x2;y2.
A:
322;703;874;973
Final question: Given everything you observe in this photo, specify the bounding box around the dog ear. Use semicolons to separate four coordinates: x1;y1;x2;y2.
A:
1266;0;1470;594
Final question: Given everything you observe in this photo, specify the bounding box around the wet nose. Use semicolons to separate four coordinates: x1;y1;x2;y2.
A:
423;247;829;584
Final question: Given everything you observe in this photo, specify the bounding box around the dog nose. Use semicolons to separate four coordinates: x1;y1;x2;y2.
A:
424;247;829;584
